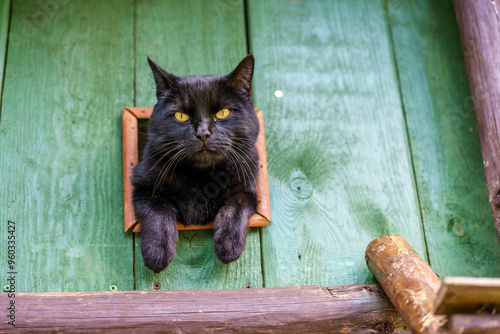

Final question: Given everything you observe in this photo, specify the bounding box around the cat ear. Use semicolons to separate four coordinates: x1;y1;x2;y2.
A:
147;56;178;98
226;54;254;96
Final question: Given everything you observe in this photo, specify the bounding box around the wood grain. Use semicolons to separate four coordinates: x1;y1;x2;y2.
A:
0;0;10;107
434;276;500;315
133;0;263;290
122;108;270;232
388;0;500;278
453;0;500;238
366;235;446;334
0;0;134;291
0;284;410;333
248;0;427;287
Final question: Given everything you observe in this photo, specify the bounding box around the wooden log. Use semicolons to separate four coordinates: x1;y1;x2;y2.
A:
452;0;500;238
365;235;446;334
2;285;410;333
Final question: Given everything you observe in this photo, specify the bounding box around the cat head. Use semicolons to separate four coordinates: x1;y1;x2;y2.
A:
146;55;259;170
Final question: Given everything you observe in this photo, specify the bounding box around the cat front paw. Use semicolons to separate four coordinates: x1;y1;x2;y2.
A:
213;203;250;264
214;232;247;264
141;241;176;273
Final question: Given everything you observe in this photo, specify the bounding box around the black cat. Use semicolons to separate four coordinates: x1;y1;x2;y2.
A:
132;55;259;273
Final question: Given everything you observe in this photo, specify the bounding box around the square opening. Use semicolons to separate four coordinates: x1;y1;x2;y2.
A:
122;107;271;232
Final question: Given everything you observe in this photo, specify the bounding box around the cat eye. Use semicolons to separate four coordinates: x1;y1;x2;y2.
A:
215;108;231;119
174;112;190;122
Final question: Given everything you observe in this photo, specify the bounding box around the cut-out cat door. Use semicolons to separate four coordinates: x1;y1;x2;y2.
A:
122;107;271;232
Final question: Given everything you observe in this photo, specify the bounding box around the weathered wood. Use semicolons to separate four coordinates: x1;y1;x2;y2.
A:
0;0;10;106
388;0;500;277
453;0;500;238
0;0;133;291
248;0;427;287
366;235;446;334
445;315;500;334
434;276;500;315
1;284;410;333
122;108;270;232
133;0;263;290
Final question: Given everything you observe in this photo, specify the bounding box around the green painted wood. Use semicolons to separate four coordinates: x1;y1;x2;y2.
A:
248;0;427;287
134;0;263;290
0;0;10;106
0;0;134;292
388;0;500;277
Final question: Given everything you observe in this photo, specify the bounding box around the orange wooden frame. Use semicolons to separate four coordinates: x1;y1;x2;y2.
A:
122;107;271;232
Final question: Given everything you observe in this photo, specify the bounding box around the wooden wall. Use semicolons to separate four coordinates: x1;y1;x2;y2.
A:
0;0;498;293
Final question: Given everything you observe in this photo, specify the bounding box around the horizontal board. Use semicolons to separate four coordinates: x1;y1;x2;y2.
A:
2;284;409;333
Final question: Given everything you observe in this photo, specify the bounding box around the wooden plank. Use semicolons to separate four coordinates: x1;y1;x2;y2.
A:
134;0;263;290
446;315;500;334
453;0;500;238
0;0;134;291
248;0;427;287
387;0;500;277
366;235;446;334
0;0;10;106
434;276;500;315
0;284;410;333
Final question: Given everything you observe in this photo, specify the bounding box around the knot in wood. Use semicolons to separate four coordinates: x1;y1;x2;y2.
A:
290;177;313;199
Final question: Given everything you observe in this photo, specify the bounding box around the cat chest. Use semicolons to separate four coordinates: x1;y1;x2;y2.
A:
169;173;237;225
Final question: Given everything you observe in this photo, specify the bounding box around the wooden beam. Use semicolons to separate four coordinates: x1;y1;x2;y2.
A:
2;285;410;333
452;0;500;238
365;235;446;334
434;276;500;315
446;315;500;334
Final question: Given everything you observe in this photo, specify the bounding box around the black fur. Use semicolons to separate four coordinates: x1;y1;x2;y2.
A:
133;55;259;273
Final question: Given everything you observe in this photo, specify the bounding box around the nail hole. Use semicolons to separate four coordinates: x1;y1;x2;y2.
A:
3;285;10;292
154;282;161;290
109;285;117;291
245;284;252;289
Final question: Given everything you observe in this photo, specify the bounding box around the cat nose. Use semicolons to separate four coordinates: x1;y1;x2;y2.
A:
196;130;211;142
196;120;211;142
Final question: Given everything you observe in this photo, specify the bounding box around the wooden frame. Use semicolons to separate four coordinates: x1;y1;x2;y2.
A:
122;107;271;232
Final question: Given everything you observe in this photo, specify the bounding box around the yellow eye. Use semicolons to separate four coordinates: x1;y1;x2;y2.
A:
215;108;231;119
174;112;190;122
